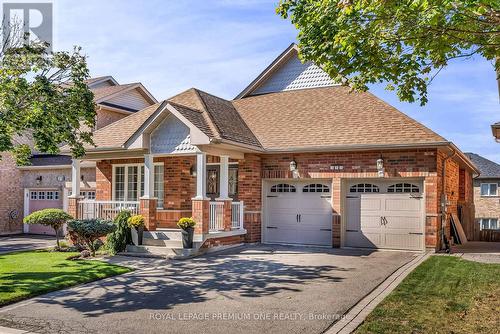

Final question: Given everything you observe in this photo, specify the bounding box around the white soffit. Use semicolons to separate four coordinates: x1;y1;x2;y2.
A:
252;56;337;95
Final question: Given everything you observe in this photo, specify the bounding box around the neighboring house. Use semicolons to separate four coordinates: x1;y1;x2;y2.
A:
492;122;500;142
0;76;157;235
66;44;478;252
465;153;500;239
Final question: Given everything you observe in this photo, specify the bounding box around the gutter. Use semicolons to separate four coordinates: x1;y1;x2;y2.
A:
440;148;456;253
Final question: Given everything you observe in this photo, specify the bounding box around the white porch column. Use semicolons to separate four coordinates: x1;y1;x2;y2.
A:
193;151;207;200
217;155;230;200
69;159;80;198
143;154;155;198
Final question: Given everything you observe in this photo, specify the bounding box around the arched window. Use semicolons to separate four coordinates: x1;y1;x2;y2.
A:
303;184;330;193
349;183;380;193
387;183;420;193
270;184;296;193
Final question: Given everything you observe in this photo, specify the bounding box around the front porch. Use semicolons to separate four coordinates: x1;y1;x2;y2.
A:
67;152;246;241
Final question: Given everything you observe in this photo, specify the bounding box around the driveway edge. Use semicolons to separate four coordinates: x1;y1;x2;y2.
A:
325;251;431;334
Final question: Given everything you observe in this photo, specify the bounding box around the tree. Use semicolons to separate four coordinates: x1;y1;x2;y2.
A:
23;208;73;249
0;20;95;165
277;0;500;105
67;219;116;256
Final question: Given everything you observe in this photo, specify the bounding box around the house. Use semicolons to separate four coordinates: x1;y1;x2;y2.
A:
492;122;500;142
0;76;157;235
465;153;500;239
66;44;478;252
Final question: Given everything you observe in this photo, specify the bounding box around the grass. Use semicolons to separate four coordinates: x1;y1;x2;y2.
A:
355;256;500;334
0;250;132;306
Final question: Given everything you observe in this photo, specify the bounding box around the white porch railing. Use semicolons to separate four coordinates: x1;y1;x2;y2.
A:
78;200;139;220
209;201;224;232
209;201;244;232
231;201;244;229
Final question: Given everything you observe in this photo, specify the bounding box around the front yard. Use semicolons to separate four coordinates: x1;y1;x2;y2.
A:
0;250;131;306
356;256;500;334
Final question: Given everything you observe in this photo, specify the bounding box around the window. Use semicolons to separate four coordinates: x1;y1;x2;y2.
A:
30;191;37;200
270;184;296;193
480;183;498;197
79;191;96;200
387;183;420;193
38;191;45;200
113;163;164;208
303;184;330;193
479;218;499;230
207;169;218;195
46;191;54;200
228;167;238;196
349;183;380;193
30;191;59;200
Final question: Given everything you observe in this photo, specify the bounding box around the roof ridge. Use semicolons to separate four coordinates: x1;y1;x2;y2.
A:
191;89;222;140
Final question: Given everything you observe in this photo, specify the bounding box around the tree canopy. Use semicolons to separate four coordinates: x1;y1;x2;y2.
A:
0;23;95;165
277;0;500;105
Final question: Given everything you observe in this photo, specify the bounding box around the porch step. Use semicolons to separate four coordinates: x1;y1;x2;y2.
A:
124;244;199;259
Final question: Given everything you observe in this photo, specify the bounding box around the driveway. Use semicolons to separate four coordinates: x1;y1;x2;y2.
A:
0;235;56;254
0;245;415;334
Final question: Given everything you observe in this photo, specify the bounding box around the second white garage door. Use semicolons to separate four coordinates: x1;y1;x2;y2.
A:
345;180;424;251
264;181;332;246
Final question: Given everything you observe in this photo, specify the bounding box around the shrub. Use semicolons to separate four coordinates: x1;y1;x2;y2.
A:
67;219;116;256
127;215;145;229
23;208;72;249
177;217;196;230
106;210;132;255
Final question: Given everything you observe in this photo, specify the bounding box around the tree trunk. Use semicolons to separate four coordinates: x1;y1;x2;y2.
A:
55;227;60;250
496;57;500;102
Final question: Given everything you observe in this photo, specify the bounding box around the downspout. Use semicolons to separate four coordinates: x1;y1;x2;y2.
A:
440;148;456;252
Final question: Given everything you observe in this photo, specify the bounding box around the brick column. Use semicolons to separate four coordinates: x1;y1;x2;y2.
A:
140;198;157;231
222;200;233;231
68;196;83;219
192;199;209;234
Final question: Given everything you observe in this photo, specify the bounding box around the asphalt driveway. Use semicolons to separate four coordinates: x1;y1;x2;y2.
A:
0;245;415;334
0;235;56;254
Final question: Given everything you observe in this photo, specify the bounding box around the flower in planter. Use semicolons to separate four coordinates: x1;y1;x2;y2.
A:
127;215;145;229
177;217;196;230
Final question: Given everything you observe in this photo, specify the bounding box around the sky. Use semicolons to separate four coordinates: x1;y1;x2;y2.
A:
48;0;499;162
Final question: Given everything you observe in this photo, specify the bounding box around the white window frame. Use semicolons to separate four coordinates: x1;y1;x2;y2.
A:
480;183;498;197
112;162;164;208
479;218;499;230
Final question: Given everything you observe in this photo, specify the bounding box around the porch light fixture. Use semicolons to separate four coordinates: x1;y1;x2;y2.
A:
289;159;297;172
190;164;197;177
35;176;42;184
376;156;384;177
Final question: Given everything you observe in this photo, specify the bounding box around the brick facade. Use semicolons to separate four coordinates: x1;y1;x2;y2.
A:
94;148;474;250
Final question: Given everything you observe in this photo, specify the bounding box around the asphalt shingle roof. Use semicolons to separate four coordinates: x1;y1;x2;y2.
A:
465;153;500;179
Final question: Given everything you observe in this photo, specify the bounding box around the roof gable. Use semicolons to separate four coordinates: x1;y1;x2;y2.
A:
236;44;337;99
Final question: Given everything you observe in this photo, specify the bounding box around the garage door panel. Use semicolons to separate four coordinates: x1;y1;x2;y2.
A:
385;233;422;250
384;198;421;212
299;230;332;246
345;181;424;251
265;228;297;244
300;197;332;212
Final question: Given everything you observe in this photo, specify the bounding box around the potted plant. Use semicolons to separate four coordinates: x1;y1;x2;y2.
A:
127;215;145;245
177;217;196;249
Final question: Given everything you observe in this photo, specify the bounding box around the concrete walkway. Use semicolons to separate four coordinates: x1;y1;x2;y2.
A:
0;245;416;334
0;235;56;254
451;241;500;264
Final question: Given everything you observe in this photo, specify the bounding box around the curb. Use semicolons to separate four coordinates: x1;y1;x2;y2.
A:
0;325;37;334
325;251;431;334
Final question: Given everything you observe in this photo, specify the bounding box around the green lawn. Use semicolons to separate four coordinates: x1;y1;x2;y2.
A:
356;256;500;334
0;250;132;306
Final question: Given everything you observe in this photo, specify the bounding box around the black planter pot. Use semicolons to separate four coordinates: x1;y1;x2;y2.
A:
181;227;194;249
137;226;144;245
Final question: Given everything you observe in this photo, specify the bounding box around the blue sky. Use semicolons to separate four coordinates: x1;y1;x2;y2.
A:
52;0;499;162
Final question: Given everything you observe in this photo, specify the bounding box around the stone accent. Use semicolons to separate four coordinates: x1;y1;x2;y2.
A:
140;198;157;231
201;235;245;249
0;153;23;234
192;199;209;234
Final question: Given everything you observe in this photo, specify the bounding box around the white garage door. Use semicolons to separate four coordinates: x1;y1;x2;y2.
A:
345;181;424;251
264;181;332;246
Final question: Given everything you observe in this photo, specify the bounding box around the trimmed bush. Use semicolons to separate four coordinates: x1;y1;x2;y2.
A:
177;217;196;230
23;208;72;249
106;210;132;255
127;215;145;229
67;219;116;256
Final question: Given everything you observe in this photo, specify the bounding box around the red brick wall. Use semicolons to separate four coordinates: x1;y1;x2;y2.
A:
0;153;23;234
237;154;262;243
